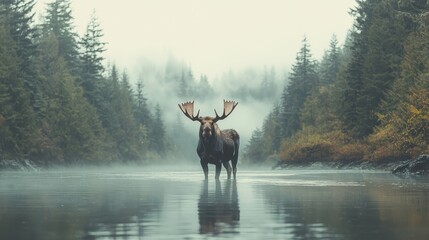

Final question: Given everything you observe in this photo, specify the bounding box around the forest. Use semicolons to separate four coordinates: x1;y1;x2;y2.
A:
0;0;176;165
0;0;279;166
1;0;429;168
244;0;429;165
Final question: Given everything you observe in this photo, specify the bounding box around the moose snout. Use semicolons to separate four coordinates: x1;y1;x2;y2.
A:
202;127;212;138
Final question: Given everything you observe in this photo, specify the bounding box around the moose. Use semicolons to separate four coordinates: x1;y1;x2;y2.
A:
178;100;240;180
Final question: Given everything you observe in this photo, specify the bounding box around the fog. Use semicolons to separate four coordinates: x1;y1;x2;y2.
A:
135;56;280;145
33;0;356;161
35;0;355;79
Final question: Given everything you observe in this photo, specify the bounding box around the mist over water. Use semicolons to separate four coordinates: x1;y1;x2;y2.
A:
1;167;428;240
137;57;280;147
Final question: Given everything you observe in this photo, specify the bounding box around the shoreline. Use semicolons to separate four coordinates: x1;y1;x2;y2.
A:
2;155;429;177
273;154;429;176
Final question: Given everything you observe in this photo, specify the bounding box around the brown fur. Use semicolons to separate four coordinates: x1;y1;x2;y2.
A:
178;100;240;179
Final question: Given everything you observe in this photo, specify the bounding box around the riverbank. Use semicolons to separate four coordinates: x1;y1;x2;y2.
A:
0;159;40;171
273;154;429;176
3;154;429;177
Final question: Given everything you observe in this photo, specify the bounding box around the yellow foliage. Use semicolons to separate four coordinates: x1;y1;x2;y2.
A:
407;104;420;116
369;73;429;161
278;129;367;163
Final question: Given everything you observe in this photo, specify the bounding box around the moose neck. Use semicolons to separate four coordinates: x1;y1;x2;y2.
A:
200;122;221;148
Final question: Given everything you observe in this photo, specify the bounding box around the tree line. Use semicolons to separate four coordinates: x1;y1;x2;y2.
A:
244;0;429;164
0;0;167;165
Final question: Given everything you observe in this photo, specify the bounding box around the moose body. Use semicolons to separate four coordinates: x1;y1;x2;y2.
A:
179;100;240;179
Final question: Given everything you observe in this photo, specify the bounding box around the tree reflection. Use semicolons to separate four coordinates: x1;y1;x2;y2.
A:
257;177;429;240
197;180;240;235
0;177;165;240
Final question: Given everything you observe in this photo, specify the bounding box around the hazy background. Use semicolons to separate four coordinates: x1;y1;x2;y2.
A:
34;0;356;150
36;0;355;79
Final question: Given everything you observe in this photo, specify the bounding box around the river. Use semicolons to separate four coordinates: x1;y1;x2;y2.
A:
0;167;428;239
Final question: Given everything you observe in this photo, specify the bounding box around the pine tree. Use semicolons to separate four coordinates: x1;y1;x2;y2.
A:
243;128;264;163
99;64;123;159
0;0;37;72
149;104;166;155
118;70;140;160
78;12;106;106
301;85;339;133
0;23;37;159
280;37;319;138
0;0;38;103
135;79;152;127
261;104;282;156
134;79;152;152
42;0;79;73
319;35;340;86
178;69;188;98
195;74;214;99
34;31;109;163
338;0;413;137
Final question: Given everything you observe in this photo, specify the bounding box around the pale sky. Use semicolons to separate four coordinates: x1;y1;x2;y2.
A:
36;0;357;80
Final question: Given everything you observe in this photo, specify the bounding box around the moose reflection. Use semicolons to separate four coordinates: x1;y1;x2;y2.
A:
198;180;240;235
178;100;240;179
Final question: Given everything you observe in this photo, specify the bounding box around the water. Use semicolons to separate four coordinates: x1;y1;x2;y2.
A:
1;167;428;240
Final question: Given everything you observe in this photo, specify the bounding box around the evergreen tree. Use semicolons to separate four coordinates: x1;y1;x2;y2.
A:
0;0;38;103
301;85;339;133
280;37;319;138
118;70;140;160
261;104;282;156
178;69;188;98
42;0;79;73
170;112;197;160
243;128;264;163
149;104;166;155
99;64;123;159
195;74;214;99
135;79;152;127
78;12;106;106
134;79;152;152
34;32;109;163
0;0;37;72
338;0;413;137
319;34;340;86
0;23;37;159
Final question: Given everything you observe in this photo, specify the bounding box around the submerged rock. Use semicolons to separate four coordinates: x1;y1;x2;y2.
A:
392;154;429;176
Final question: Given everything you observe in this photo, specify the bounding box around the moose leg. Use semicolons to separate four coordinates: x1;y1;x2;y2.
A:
200;160;208;180
232;155;238;179
223;161;232;179
232;142;239;179
215;163;222;180
232;161;237;179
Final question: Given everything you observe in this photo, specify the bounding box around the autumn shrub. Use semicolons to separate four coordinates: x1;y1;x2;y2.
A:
279;129;341;162
333;142;370;162
369;75;429;161
278;129;372;163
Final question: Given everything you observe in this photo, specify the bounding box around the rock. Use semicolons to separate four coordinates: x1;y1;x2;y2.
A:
392;154;429;176
0;159;39;171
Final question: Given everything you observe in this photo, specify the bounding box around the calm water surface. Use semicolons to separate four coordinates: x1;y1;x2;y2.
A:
1;167;428;239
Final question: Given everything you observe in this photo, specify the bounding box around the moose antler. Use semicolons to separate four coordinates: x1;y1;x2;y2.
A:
213;100;238;122
178;101;202;122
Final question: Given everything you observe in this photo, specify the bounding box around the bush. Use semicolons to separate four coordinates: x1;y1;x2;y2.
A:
368;77;429;162
279;129;370;164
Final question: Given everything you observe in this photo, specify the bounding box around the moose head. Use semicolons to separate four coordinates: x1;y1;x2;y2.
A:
178;100;240;179
178;100;238;143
